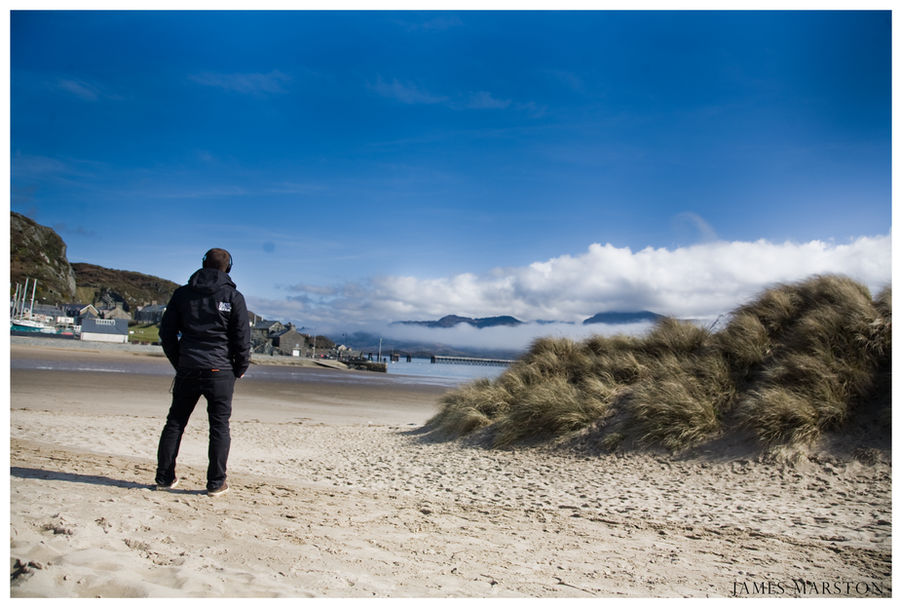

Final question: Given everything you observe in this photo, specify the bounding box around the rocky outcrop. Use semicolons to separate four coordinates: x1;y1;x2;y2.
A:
10;212;77;303
10;211;181;310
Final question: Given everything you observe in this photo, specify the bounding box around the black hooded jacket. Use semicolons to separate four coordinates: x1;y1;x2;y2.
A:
159;268;251;377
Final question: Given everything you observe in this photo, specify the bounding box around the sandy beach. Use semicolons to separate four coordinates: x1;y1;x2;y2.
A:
8;340;892;597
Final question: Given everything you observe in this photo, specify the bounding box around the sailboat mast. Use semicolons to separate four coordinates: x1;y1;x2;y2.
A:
29;279;37;318
21;278;29;318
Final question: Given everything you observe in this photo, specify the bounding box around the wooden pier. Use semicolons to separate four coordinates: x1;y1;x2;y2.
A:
430;355;514;367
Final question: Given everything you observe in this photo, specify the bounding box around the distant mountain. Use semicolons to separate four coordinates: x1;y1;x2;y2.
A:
395;312;663;329
583;311;663;325
395;314;523;329
336;331;523;360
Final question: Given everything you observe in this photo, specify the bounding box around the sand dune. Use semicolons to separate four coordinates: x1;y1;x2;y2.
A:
9;343;892;597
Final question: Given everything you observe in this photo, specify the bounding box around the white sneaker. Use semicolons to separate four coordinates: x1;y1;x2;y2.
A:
207;482;229;497
156;478;179;491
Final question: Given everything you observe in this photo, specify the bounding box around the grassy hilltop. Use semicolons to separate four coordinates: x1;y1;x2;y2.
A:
426;275;891;453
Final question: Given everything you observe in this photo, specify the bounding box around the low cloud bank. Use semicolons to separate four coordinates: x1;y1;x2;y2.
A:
379;319;660;354
250;234;891;349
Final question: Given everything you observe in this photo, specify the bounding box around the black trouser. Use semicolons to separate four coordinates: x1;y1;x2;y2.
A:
156;369;235;491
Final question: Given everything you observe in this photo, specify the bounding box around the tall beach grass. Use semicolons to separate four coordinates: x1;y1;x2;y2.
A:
425;275;891;452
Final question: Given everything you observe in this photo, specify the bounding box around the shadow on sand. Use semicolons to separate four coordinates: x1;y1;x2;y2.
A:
10;466;207;495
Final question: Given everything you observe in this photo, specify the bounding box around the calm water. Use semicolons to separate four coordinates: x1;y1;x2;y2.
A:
384;357;507;385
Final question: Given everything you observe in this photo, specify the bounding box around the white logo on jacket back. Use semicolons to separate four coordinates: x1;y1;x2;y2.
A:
218;302;232;312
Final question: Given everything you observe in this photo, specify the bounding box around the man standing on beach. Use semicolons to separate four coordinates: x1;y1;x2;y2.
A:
155;248;251;497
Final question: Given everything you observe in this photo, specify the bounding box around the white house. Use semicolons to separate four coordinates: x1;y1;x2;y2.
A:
80;317;129;343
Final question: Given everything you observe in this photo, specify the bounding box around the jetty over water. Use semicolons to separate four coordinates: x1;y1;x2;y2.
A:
431;355;515;367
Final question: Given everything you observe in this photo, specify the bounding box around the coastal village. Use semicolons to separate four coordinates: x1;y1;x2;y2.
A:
10;277;343;360
10;211;353;361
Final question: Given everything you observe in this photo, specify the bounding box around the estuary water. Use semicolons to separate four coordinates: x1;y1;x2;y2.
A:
10;346;506;389
383;357;507;385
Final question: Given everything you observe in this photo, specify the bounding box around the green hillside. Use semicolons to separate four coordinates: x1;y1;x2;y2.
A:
71;263;179;311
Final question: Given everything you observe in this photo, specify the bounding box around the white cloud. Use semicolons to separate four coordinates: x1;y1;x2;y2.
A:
250;235;892;345
673;211;718;243
12;154;73;177
53;77;122;102
466;91;512;109
394;15;464;32
156;185;249;199
264;181;329;195
56;78;100;101
11;153;102;183
380;319;657;353
189;70;291;95
371;77;533;113
543;69;585;92
370;76;448;105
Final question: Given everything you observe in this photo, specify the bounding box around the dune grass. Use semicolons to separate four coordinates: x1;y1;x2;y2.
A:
425;275;891;452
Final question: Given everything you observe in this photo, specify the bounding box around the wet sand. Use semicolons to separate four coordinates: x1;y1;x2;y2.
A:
8;342;892;597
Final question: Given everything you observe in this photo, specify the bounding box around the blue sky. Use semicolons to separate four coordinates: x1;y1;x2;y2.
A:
9;10;892;341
